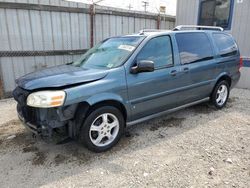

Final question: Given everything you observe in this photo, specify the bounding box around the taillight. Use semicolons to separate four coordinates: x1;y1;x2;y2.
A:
239;57;243;70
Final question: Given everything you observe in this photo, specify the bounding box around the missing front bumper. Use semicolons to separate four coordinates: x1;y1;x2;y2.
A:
13;86;79;138
18;113;70;144
16;103;79;138
18;113;49;136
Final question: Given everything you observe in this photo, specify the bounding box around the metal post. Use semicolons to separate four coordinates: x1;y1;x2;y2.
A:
0;59;3;99
157;14;161;29
90;4;94;48
0;74;4;99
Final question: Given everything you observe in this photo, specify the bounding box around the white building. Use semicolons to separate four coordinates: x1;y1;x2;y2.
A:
176;0;250;89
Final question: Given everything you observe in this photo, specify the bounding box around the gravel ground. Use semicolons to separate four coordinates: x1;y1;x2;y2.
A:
0;88;249;188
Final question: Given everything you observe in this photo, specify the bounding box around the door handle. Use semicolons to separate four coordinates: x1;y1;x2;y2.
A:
170;70;178;76
183;67;189;73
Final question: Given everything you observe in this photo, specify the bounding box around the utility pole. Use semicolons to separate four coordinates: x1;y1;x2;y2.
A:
155;7;161;29
142;1;149;28
127;4;133;10
142;1;149;12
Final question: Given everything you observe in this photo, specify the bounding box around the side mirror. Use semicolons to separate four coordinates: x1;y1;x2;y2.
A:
131;60;155;74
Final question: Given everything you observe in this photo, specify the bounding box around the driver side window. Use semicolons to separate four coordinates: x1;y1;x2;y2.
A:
137;36;173;68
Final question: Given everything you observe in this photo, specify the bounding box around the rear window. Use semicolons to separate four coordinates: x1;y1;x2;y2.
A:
176;33;213;64
212;33;238;57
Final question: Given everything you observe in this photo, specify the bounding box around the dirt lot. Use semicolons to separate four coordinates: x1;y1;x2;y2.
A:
0;88;249;188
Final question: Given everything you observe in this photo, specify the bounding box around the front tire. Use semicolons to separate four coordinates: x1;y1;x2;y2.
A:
210;80;230;109
79;106;125;152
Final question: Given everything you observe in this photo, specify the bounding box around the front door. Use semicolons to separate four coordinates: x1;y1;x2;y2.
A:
126;35;182;120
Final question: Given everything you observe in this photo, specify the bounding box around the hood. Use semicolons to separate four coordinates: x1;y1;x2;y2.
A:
16;65;109;90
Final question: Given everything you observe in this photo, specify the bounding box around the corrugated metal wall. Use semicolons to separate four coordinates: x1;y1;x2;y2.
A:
231;0;250;58
0;0;176;96
176;0;199;26
176;0;250;89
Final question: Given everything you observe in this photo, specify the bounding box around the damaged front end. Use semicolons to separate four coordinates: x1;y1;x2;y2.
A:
13;87;80;139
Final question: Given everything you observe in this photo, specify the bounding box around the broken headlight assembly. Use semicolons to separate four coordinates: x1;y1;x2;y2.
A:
27;91;66;108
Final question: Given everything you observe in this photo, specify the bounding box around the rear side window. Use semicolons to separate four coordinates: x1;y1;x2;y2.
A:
212;33;237;57
137;36;173;68
176;33;213;64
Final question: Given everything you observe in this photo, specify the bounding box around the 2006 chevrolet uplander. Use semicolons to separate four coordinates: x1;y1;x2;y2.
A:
13;25;241;152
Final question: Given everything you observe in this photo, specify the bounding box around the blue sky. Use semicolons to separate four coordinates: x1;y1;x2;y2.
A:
67;0;177;15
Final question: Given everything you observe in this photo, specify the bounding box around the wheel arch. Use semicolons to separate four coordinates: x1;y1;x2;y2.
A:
73;99;128;138
74;93;128;131
216;75;232;87
210;73;232;98
215;73;232;88
86;93;128;118
88;100;127;120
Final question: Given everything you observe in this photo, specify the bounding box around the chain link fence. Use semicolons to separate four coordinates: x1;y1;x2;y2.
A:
0;0;175;98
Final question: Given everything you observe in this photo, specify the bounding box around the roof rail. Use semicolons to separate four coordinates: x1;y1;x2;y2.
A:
139;29;169;34
173;25;224;31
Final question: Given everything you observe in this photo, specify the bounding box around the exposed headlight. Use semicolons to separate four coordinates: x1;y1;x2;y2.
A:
27;91;66;108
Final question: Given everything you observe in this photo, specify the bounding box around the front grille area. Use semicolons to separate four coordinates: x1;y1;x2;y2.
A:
13;87;71;137
13;87;40;125
18;105;40;124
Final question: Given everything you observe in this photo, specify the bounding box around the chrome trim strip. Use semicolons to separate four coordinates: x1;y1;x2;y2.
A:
126;97;210;126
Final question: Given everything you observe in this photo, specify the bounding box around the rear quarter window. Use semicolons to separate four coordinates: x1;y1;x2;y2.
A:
212;33;238;57
176;32;213;64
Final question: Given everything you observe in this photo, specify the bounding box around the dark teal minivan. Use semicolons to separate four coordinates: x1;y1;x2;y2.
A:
13;25;241;152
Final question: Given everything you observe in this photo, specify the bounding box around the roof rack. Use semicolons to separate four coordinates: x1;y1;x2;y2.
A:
173;25;224;31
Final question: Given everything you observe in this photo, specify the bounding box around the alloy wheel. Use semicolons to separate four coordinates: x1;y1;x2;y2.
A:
216;84;228;106
89;113;120;147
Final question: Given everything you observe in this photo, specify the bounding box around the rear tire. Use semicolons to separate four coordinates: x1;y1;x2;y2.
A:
79;106;125;152
210;80;230;109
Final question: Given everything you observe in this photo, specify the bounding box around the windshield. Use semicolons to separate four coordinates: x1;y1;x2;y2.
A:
72;36;144;69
